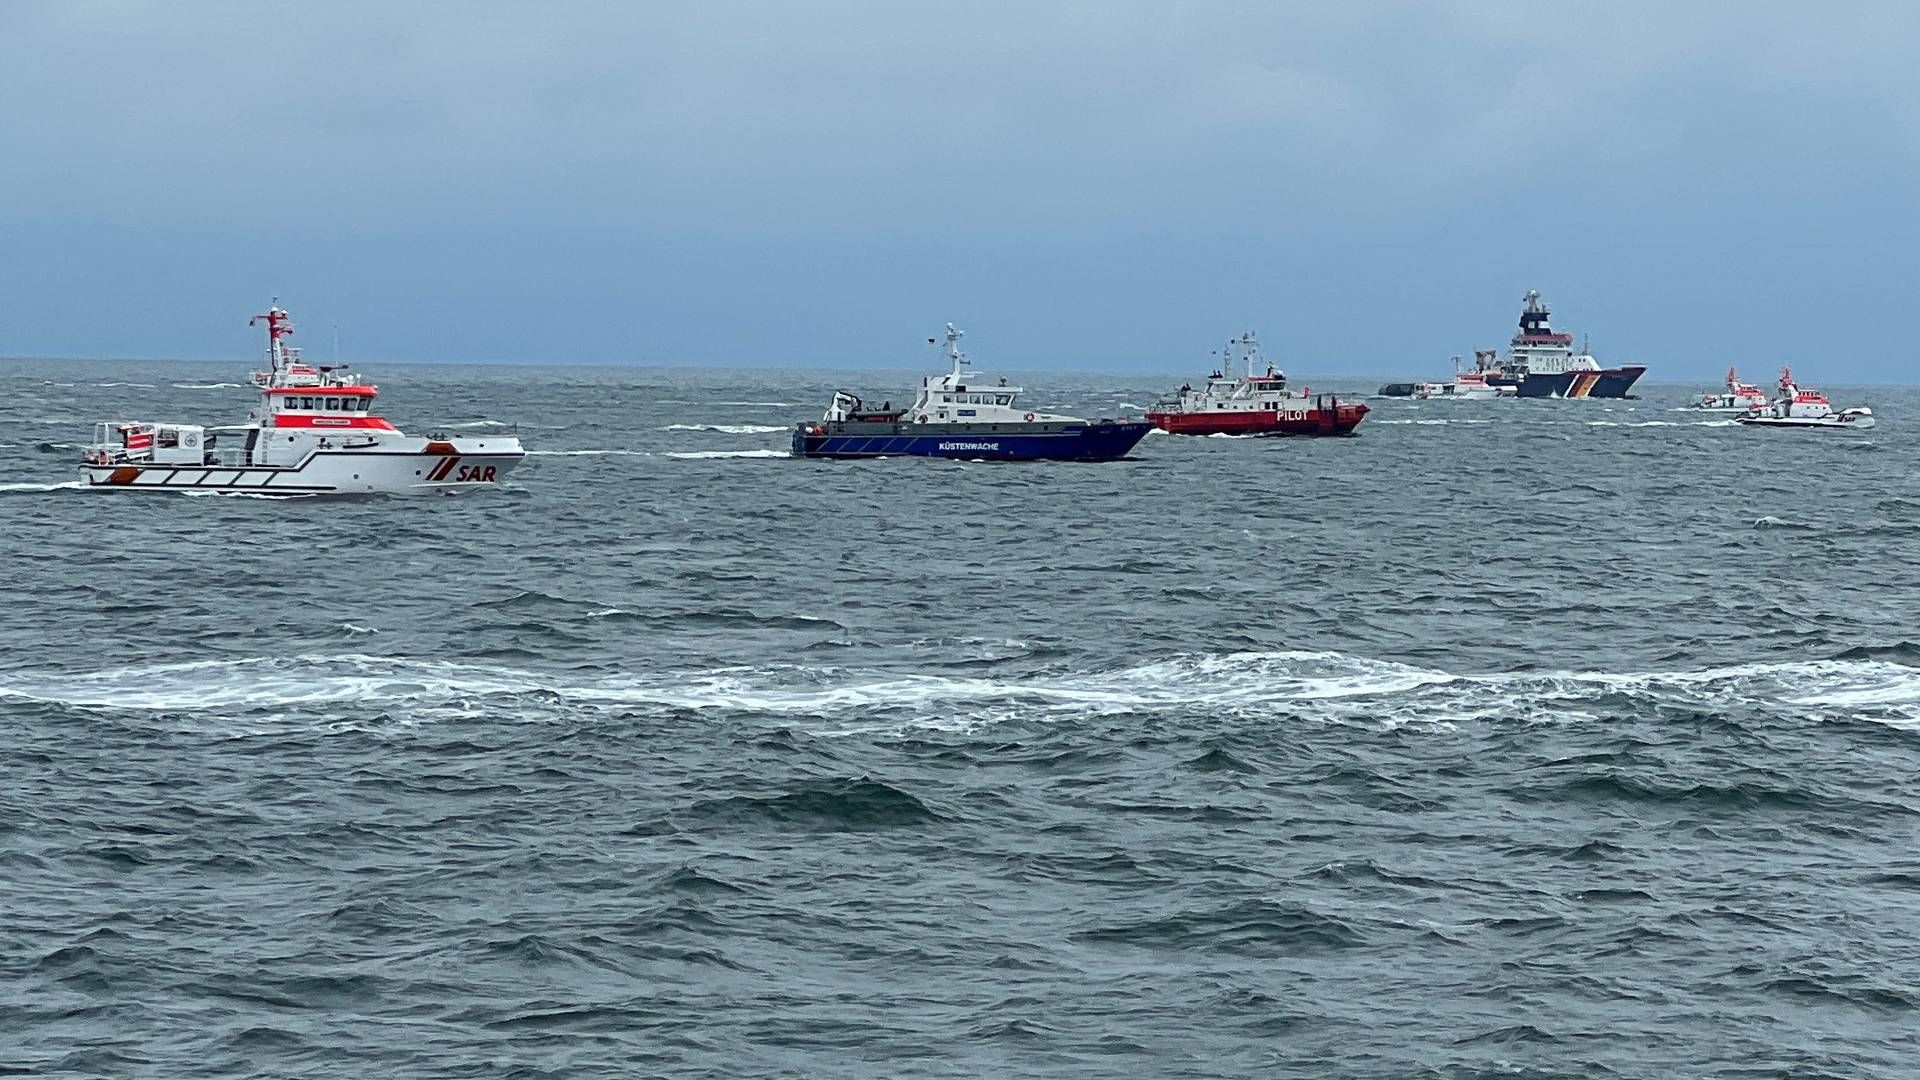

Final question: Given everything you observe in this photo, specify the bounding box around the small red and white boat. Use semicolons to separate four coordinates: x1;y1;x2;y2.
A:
80;302;525;493
1692;367;1769;411
1147;332;1367;437
1735;367;1875;430
1413;362;1516;400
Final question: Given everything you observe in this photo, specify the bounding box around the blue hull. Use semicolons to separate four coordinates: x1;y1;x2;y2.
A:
792;421;1153;461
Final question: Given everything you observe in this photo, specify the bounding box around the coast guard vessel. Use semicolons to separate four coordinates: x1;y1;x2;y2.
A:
1147;332;1367;436
1736;367;1874;430
79;303;524;493
791;324;1152;461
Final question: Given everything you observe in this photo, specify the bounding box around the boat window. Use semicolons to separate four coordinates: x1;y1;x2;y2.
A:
300;397;315;409
326;397;339;410
996;395;1011;406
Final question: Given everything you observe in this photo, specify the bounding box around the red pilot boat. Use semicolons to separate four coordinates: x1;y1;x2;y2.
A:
1147;332;1367;437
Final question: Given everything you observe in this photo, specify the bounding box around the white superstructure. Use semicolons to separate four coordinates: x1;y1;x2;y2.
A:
1500;290;1603;377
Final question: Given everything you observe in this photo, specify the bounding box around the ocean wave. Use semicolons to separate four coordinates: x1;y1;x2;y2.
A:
6;651;1917;733
171;382;243;390
0;480;84;493
92;382;155;389
683;778;944;832
662;449;789;459
525;449;650;456
1585;420;1717;428
177;490;318;499
713;401;796;407
443;420;513;429
664;424;788;434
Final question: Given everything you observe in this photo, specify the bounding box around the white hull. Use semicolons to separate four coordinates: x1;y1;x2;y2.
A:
1735;415;1876;430
80;443;523;494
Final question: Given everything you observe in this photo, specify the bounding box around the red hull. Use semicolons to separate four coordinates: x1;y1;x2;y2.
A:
1146;402;1368;437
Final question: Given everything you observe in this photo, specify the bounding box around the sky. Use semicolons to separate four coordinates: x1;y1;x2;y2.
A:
2;1;1918;381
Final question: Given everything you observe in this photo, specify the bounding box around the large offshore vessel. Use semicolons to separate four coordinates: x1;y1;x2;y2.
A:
1475;290;1646;398
1377;291;1646;399
790;325;1152;461
79;303;524;494
1147;332;1367;436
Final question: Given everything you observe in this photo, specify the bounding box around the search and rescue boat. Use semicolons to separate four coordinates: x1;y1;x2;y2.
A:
1692;367;1770;412
79;303;525;493
1735;367;1874;430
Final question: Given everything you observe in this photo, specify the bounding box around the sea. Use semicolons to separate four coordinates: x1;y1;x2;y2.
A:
3;359;1917;1078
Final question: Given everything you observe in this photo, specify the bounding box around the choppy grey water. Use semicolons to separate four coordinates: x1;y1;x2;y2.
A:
3;359;1918;1078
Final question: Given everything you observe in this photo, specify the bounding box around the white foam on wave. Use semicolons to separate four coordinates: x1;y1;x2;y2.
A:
663;449;789;459
340;623;379;635
7;651;1916;734
526;449;650;456
177;490;317;500
664;423;788;434
1144;427;1170;435
444;420;514;429
171;382;243;390
93;382;156;389
0;480;84;493
1375;418;1493;426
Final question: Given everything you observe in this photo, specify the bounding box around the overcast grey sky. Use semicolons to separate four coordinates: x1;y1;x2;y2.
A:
3;2;1917;380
